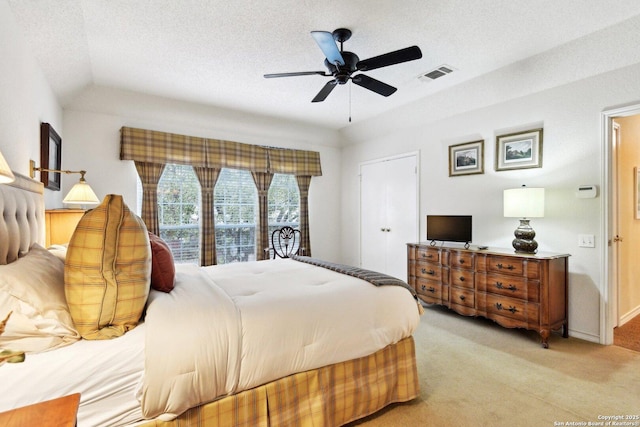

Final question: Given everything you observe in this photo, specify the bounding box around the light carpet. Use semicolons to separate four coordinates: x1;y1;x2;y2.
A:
348;305;640;427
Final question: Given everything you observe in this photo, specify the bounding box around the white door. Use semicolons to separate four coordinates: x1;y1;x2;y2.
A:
360;160;387;273
360;154;418;281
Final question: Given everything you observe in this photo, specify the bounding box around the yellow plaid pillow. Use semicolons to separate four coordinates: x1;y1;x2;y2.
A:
65;195;151;340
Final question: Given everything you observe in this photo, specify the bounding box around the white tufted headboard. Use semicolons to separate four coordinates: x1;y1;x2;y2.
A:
0;171;45;265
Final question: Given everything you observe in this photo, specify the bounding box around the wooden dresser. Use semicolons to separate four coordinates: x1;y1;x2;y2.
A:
45;209;86;246
407;243;569;348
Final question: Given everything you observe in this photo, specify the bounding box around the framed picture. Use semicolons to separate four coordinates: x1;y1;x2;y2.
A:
449;140;484;176
635;167;640;220
40;122;62;190
495;128;543;171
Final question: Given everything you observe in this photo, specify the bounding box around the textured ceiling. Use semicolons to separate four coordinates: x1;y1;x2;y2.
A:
8;0;640;130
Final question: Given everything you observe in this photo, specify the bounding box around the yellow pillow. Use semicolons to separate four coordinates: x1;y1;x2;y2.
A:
65;195;151;340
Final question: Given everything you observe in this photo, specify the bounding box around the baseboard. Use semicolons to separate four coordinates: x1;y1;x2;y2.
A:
568;328;600;344
619;305;640;327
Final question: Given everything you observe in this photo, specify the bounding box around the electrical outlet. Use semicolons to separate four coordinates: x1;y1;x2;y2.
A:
578;234;595;248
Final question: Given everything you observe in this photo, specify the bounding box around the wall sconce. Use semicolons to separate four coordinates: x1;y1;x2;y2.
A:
503;185;545;254
29;160;100;206
0;149;16;184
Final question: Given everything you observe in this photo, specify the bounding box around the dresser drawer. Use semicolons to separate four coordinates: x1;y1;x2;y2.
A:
450;251;473;269
450;268;474;289
450;287;474;308
416;247;440;263
481;293;539;323
416;279;448;303
487;256;524;275
477;273;540;302
416;262;443;281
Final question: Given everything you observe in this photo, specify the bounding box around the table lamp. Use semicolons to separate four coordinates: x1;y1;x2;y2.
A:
503;185;545;253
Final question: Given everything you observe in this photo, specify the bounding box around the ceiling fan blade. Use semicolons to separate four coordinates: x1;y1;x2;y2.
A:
311;81;338;103
356;46;422;71
264;71;329;78
352;74;397;97
311;31;345;66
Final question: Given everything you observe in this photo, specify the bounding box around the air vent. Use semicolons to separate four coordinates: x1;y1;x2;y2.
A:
418;65;455;82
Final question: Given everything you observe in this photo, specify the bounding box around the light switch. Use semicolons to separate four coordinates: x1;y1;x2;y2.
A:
578;234;595;248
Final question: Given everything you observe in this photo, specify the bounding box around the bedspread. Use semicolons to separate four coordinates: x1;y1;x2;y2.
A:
141;258;420;420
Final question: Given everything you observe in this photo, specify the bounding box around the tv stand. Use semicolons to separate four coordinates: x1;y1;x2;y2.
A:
429;240;470;249
407;243;569;348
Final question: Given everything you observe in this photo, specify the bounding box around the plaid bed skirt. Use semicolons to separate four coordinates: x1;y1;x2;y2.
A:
135;336;419;427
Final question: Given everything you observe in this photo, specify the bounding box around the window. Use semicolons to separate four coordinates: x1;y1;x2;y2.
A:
157;164;200;264
214;169;257;263
268;173;300;229
268;173;300;250
147;168;300;265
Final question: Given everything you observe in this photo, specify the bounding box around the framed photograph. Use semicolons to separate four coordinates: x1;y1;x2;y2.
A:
495;128;543;171
40;122;62;190
449;140;484;176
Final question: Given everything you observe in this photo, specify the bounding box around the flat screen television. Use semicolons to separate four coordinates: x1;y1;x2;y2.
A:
426;215;472;246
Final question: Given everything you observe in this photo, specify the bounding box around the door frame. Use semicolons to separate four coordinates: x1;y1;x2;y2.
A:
358;151;420;273
601;103;640;345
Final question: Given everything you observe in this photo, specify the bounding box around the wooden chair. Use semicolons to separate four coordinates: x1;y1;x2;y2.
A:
264;226;305;259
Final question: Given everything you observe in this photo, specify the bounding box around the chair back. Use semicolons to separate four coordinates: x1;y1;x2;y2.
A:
270;226;302;259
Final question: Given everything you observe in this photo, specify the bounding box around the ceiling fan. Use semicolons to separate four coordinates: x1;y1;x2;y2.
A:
264;28;422;103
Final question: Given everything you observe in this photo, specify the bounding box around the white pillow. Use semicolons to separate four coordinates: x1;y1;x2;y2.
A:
47;244;68;262
0;244;80;353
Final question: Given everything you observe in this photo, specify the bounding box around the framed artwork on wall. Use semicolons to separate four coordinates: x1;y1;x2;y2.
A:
449;140;484;176
40;122;62;190
635;167;640;220
495;128;543;171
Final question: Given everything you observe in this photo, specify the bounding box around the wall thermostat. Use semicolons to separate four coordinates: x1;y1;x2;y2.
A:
576;185;597;198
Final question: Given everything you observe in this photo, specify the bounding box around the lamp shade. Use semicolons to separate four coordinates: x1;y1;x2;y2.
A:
63;181;100;205
0;150;15;184
503;187;545;218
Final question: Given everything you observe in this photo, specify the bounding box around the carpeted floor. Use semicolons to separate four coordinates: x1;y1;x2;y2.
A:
347;305;640;427
614;314;640;352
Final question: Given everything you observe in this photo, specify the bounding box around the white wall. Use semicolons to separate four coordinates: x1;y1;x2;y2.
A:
339;56;640;343
0;0;63;207
62;86;344;262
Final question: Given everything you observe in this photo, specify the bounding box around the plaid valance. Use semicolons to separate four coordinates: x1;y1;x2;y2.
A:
120;127;322;176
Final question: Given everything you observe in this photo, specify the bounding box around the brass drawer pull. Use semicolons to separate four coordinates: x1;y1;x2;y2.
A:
496;263;515;270
495;302;518;313
421;268;435;275
420;284;436;293
495;282;517;292
421;253;434;259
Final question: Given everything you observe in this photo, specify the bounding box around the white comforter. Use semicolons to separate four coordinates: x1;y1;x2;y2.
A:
141;258;421;420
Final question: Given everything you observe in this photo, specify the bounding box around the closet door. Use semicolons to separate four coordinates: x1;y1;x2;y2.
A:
360;154;418;281
361;160;388;273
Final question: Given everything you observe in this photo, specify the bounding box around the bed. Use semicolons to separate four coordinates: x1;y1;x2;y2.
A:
0;172;421;426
